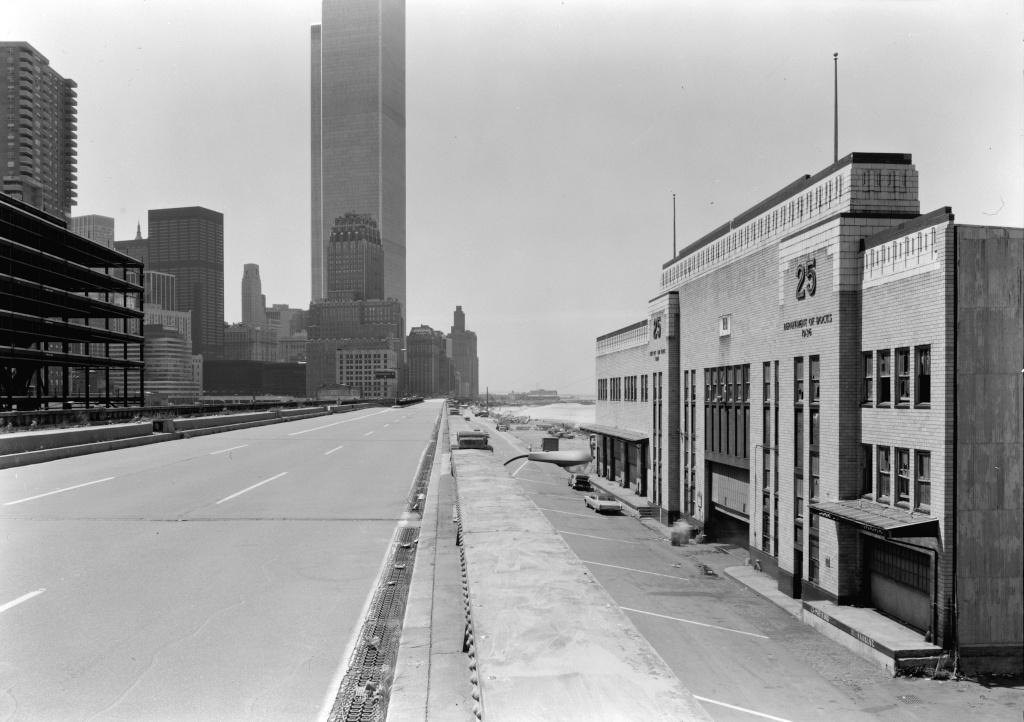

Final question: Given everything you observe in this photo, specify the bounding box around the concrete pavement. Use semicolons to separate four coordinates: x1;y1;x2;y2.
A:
0;402;442;721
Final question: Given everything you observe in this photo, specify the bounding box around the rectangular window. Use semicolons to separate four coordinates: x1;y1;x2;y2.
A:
809;535;819;583
704;369;711;402
763;448;771;489
795;357;804;403
763;407;771;445
916;451;931;509
878;446;891;500
861;444;873;496
763;362;771;402
743;365;750;402
862;352;873;403
809;409;819;447
877;350;891;404
896;348;910;403
809;356;820;403
897;448;910;503
794;408;804;470
795;474;804;521
916;347;931;405
809;451;820;500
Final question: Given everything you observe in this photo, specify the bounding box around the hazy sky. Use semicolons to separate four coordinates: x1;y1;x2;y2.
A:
6;1;1022;395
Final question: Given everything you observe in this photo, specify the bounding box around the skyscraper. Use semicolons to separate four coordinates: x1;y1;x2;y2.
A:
147;206;224;359
311;0;406;312
325;212;384;301
241;263;266;326
69;215;115;248
0;42;78;217
450;306;479;399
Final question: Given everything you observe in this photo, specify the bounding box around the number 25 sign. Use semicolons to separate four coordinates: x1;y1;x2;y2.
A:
795;259;816;300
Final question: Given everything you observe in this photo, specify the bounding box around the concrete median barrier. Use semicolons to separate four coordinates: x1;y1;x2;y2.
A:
451;450;711;721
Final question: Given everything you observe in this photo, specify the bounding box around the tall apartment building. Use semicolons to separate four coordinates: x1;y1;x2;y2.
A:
325;212;384;301
311;0;406;313
591;151;1023;674
241;263;266;327
69;215;115;248
1;42;77;218
450;305;479;399
147;206;224;359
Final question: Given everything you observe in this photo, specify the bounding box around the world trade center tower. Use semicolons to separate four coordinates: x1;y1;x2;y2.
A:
311;0;406;312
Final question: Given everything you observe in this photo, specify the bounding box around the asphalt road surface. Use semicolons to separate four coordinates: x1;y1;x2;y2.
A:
0;400;443;722
482;419;1022;722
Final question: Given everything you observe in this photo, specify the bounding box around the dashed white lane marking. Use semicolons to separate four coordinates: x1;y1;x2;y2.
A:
580;560;691;580
5;477;115;506
325;445;344;455
692;696;794;721
216;472;287;504
210;445;248;455
621;607;770;639
510;460;530;477
556;530;642;544
534;506;594;518
287;410;388;436
0;589;45;614
364;431;374;436
515;476;561;486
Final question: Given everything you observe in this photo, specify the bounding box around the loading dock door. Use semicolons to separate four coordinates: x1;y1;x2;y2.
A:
865;538;932;633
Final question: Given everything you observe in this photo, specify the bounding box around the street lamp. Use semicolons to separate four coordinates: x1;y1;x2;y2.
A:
503;449;592;474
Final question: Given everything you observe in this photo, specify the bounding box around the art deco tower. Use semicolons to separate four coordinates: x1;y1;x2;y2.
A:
311;0;406;313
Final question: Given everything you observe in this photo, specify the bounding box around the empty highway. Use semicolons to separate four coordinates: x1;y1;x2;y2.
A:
0;400;442;722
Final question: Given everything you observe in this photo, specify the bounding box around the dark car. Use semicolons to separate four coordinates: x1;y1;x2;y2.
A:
568;473;593;491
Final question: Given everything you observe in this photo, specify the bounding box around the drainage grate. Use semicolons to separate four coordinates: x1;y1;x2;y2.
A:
897;694;923;705
325;415;441;722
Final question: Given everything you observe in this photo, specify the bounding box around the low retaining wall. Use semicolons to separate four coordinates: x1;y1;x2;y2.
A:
0;421;154;455
452;449;710;721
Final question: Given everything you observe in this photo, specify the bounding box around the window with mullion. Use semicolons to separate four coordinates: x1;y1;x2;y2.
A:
896;348;910;404
896;448;910;504
877;446;891;500
915;451;931;510
916;347;931;405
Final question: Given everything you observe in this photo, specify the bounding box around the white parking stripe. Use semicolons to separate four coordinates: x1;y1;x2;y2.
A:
0;589;45;615
5;477;115;506
534;506;593;518
556;530;642;544
580;560;690;580
287;410;388;436
215;472;287;504
364;431;374;436
621;607;769;639
210;445;248;455
692;696;794;721
325;445;344;455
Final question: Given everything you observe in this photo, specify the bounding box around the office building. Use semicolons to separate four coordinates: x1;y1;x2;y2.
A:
114;223;148;268
311;0;406;313
307;338;400;400
450;306;479;399
0;42;77;218
143;323;200;402
407;324;451;398
325;212;384;301
147;206;224;359
69;215;115;248
224;322;278;363
590;151;1023;674
266;304;307;338
144;271;176;311
1;193;144;409
241;263;266;327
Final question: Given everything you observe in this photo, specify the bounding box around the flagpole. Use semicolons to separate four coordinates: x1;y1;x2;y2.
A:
834;52;839;163
672;193;677;258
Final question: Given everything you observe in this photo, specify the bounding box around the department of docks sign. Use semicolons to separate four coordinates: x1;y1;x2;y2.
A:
374;370;397;379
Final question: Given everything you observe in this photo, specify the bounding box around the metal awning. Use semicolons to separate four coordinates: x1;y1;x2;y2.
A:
811;499;939;539
578;424;648;443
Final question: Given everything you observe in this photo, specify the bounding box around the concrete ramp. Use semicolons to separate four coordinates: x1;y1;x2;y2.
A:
454;450;711;721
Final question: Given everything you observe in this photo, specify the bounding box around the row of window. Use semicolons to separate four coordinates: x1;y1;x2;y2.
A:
863;346;930;406
863;444;931;510
597;375;649;402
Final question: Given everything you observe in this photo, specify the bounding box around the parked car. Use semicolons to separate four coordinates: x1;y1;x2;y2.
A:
568;474;592;491
584;492;622;514
496;424;508;431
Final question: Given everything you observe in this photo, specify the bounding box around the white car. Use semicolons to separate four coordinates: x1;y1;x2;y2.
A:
584;493;622;514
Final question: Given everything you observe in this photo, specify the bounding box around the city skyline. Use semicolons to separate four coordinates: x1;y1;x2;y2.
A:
4;1;1021;395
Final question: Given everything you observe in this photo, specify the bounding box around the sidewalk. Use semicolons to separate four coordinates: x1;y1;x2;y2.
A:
583;470;946;676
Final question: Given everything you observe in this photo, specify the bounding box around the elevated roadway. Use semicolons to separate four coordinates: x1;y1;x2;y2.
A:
0;400;443;721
